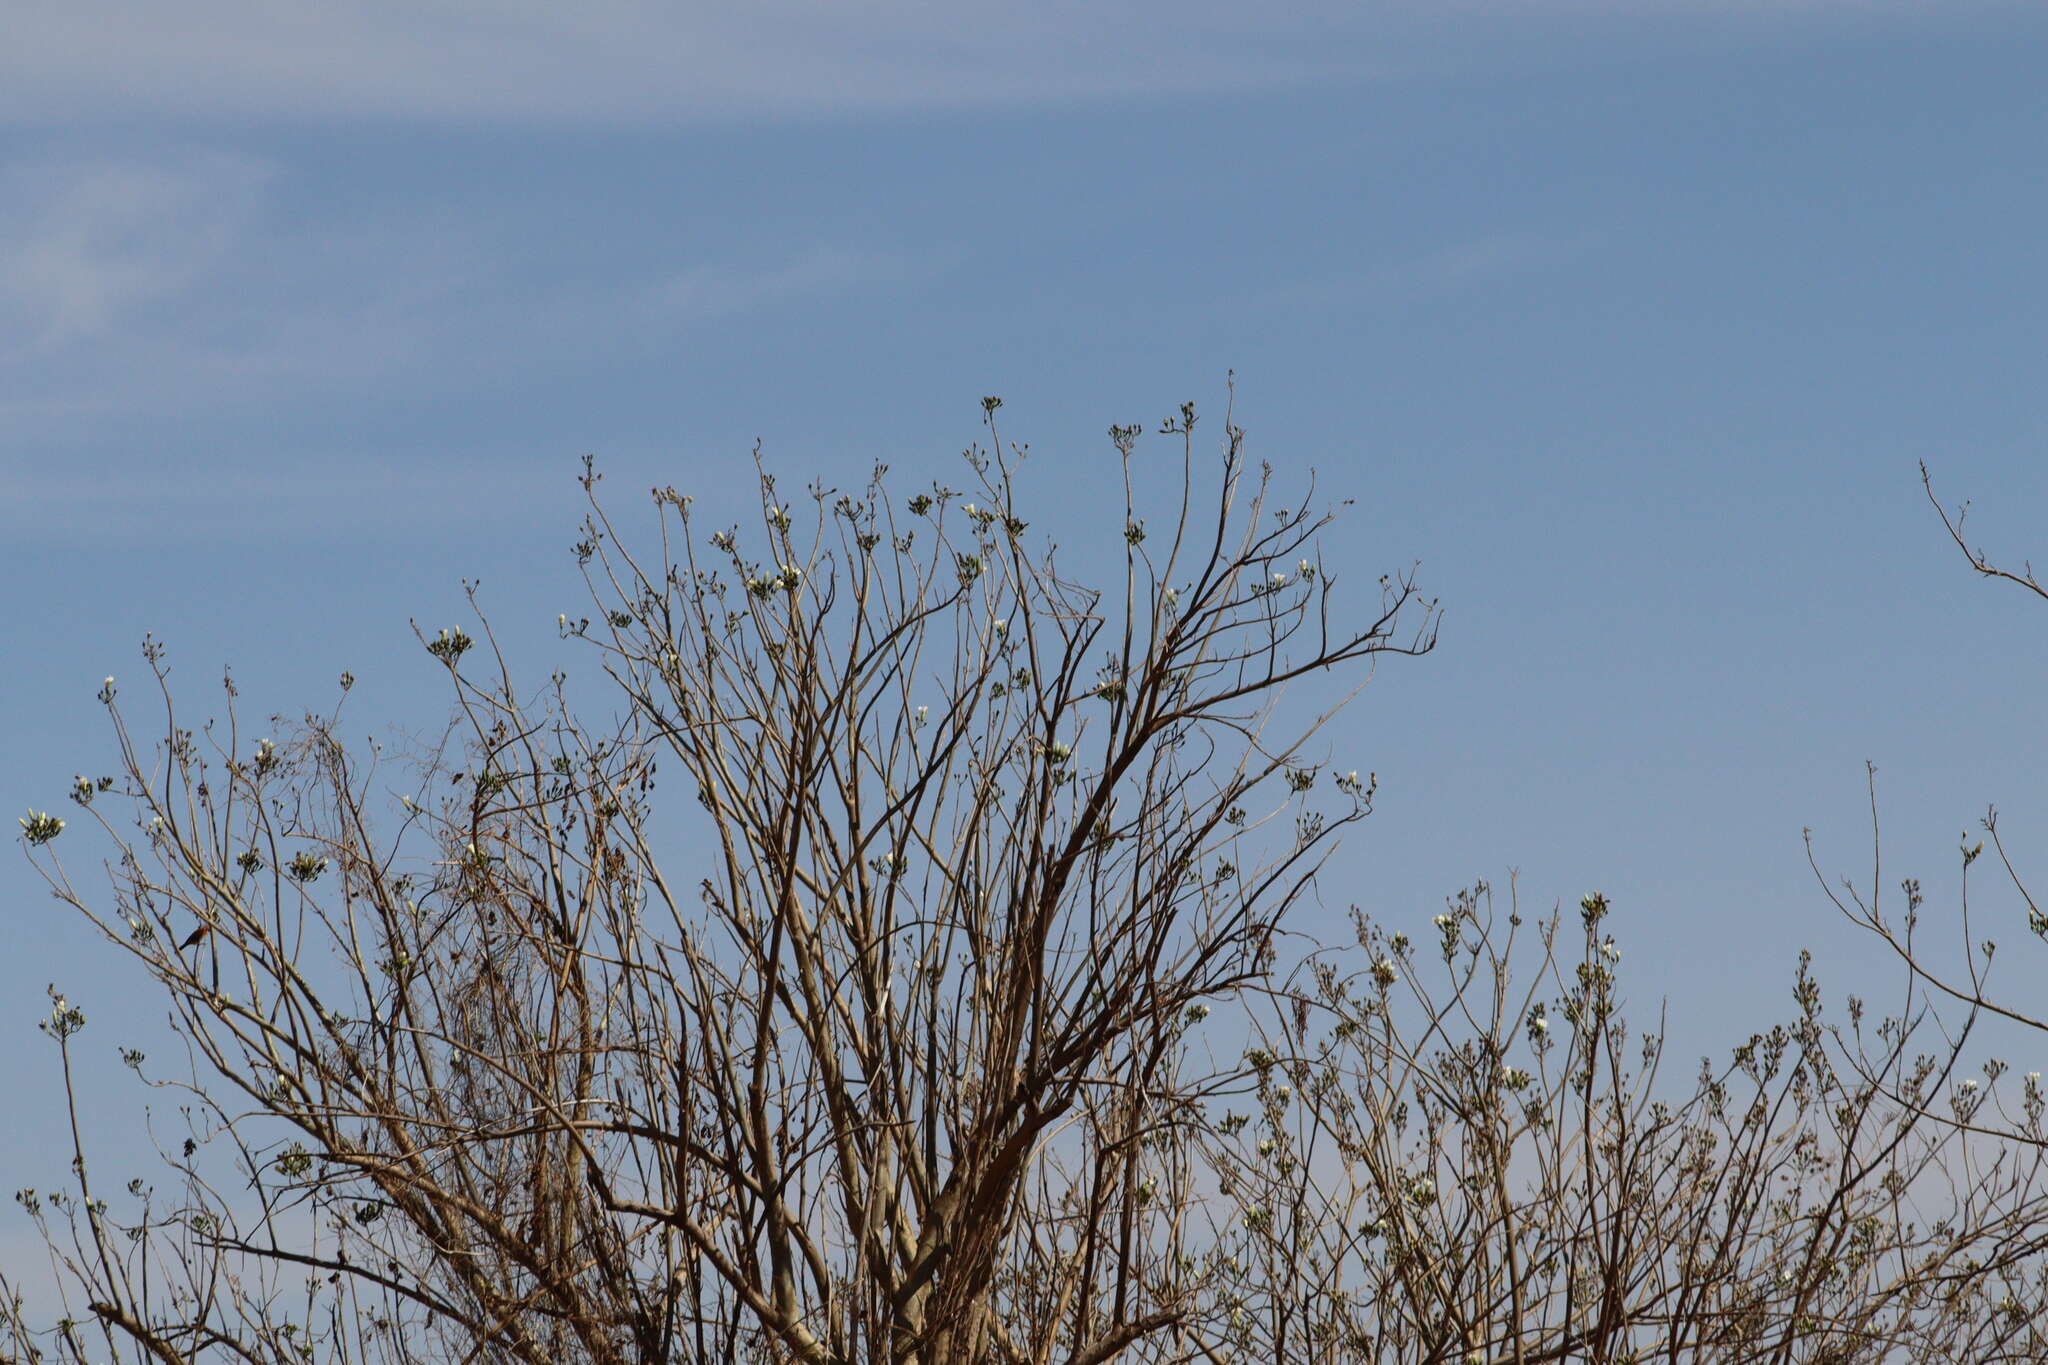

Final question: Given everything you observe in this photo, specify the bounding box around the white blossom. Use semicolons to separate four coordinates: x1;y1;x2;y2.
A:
19;810;65;844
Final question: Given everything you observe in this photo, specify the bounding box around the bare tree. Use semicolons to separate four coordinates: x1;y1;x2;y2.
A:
1798;465;2048;1163
5;396;1434;1365
1212;886;2048;1362
10;424;2048;1365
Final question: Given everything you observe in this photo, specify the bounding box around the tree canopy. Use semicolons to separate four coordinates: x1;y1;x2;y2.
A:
8;406;2048;1365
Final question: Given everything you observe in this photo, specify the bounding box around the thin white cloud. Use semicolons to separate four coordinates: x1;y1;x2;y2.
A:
0;153;268;353
0;153;459;419
0;2;1341;123
1384;234;1600;293
0;147;927;432
1256;231;1600;315
0;453;566;539
647;245;946;322
3;0;2009;125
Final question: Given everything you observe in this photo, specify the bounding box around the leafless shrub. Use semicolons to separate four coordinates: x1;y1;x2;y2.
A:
7;426;2046;1365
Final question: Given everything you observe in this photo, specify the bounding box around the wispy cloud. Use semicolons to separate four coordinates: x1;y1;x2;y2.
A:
1256;231;1600;316
0;453;566;540
0;153;267;354
0;147;934;437
5;0;2006;125
0;146;954;537
646;245;948;323
0;3;1349;123
0;152;469;423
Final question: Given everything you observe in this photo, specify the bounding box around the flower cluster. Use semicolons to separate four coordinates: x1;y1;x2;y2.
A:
426;628;473;665
19;809;64;845
1435;910;1465;959
39;994;85;1040
745;563;804;598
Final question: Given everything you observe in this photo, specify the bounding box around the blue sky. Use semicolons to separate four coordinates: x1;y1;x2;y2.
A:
6;2;2048;1206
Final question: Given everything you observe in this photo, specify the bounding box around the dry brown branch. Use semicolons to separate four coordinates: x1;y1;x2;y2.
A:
9;430;2048;1365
